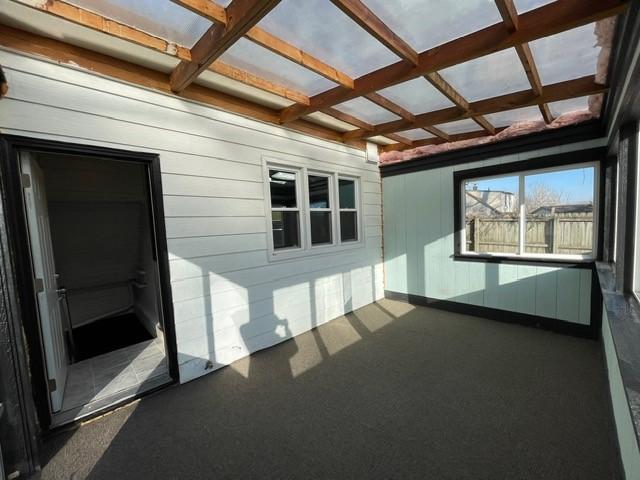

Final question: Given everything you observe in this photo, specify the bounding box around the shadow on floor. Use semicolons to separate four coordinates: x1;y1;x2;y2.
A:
36;298;620;480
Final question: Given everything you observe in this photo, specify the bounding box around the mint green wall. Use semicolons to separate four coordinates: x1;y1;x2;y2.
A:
382;140;605;324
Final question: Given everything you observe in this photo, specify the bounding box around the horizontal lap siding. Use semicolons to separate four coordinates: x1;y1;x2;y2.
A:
0;50;384;383
383;143;606;326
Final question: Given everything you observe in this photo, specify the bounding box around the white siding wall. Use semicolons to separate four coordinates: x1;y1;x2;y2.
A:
0;49;384;383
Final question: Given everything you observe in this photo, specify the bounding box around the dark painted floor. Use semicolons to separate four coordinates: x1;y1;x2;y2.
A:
37;299;620;480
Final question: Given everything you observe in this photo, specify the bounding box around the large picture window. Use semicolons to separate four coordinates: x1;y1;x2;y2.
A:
457;159;599;261
265;161;361;258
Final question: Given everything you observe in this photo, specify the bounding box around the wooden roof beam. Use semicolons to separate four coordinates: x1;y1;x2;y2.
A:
422;126;450;141
13;0;192;60
329;0;419;66
171;0;354;89
365;92;415;122
0;23;363;149
381;128;508;153
343;75;606;140
496;0;554;124
11;0;311;106
424;72;496;135
170;0;281;93
280;0;628;123
210;61;309;105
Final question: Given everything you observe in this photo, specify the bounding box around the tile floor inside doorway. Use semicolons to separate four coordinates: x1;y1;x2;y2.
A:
60;338;168;414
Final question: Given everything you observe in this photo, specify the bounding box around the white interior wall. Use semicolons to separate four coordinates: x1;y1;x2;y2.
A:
0;49;384;383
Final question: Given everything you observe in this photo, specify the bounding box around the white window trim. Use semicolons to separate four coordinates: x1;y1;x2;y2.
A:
337;175;360;243
262;157;363;262
306;171;336;248
459;161;600;262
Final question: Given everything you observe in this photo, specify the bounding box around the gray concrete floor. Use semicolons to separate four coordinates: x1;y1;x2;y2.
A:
37;299;620;480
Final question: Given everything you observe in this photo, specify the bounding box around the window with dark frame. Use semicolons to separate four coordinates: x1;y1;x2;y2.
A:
457;161;599;261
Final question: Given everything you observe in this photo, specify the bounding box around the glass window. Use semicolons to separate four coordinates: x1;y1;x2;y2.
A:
339;179;358;242
465;176;520;254
269;169;300;249
524;167;595;255
462;163;597;259
308;175;332;245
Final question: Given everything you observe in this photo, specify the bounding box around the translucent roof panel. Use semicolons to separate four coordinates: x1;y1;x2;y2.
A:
397;129;435;141
363;0;502;52
439;48;531;102
513;0;555;14
334;98;400;125
256;0;400;78
66;0;213;47
219;38;337;96
484;106;543;128
529;23;599;86
435;119;482;135
377;78;455;115
548;96;590;118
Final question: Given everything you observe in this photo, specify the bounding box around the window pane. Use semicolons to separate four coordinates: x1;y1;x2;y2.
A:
310;211;332;245
269;170;297;208
339;179;356;209
524;167;594;255
465;176;519;254
309;176;330;208
340;211;358;242
272;211;300;249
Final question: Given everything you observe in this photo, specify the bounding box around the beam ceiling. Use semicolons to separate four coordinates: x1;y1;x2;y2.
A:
3;0;628;153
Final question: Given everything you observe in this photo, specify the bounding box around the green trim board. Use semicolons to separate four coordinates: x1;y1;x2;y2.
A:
382;141;604;327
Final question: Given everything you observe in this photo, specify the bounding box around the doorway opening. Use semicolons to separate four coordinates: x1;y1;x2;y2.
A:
18;149;175;427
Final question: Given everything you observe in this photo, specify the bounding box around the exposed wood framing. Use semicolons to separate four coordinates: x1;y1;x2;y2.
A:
329;0;419;65
13;0;192;60
381;128;509;153
0;24;365;149
496;0;554;123
424;72;496;135
171;0;354;88
365;92;415;121
170;0;281;93
279;0;628;123
12;0;312;106
422;126;450;141
209;61;309;105
343;75;607;141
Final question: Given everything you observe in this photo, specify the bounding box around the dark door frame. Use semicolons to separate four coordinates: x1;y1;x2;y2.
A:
0;134;179;434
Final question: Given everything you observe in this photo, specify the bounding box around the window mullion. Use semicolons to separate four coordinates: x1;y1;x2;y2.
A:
518;174;525;256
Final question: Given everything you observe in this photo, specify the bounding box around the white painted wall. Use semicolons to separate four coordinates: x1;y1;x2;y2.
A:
0;49;384;383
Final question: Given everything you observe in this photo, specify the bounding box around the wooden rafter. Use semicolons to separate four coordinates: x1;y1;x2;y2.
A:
424;72;496;135
0;23;366;149
171;0;354;89
381;128;508;153
343;75;606;141
279;0;628;124
329;0;419;65
422;126;450;141
365;92;415;122
12;0;314;106
210;61;309;105
495;0;554;124
170;0;280;93
13;0;192;60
